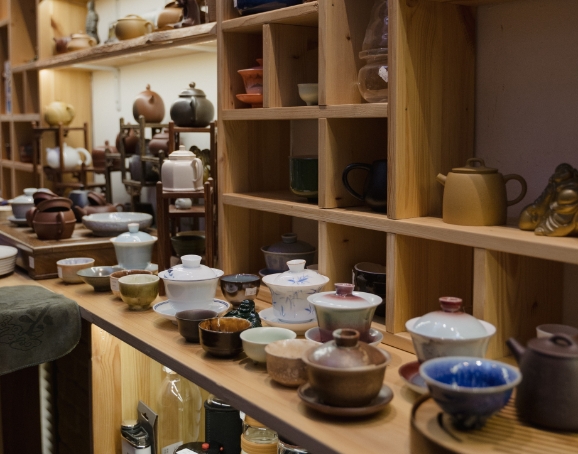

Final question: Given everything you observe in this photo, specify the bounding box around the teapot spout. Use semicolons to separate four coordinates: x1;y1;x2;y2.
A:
506;338;525;364
436;173;447;186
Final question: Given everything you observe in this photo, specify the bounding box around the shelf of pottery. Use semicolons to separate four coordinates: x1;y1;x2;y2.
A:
217;0;578;363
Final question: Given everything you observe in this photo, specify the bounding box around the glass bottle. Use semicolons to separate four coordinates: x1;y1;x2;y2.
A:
241;415;278;454
156;367;202;454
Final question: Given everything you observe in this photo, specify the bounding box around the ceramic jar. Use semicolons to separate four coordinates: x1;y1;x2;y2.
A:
46;143;92;171
133;85;165;123
406;297;496;363
92;140;118;171
307;283;382;342
158;255;224;305
44;101;75;126
110;223;157;270
32;198;76;240
437;158;527;226
66;32;96;52
161;145;204;191
508;334;578;431
114;15;153;41
148;130;170;157
169;82;215;128
9;188;36;219
302;329;391;407
262;259;329;323
261;233;316;271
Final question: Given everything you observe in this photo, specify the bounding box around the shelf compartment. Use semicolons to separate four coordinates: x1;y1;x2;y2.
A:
1;122;10;160
9;0;36;67
221;1;319;33
37;0;87;61
11;72;23;115
1;166;11;198
13;168;37;194
23;70;39;114
221;102;388;120
13;121;34;165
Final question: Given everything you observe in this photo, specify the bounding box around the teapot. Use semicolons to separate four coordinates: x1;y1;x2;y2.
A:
342;159;387;212
66;32;96;52
46;143;92;171
133;84;165;123
44;101;75;126
437;158;527;226
114;15;153;41
161;145;203;192
507;334;578;431
148;130;170;157
169;82;214;128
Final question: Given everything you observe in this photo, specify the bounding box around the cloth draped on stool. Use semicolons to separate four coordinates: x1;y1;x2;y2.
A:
0;285;81;375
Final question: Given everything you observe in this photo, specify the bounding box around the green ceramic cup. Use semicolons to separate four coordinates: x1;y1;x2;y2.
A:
118;274;159;311
289;156;318;202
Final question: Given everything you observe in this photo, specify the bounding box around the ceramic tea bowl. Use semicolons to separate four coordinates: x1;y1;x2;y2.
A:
176;309;219;343
198;317;251;357
77;266;122;292
297;83;318;106
353;262;386;317
220;273;261;306
265;339;318;387
420;357;522;430
118;274;159;310
171;231;206;257
110;269;153;297
240;327;296;363
57;257;95;284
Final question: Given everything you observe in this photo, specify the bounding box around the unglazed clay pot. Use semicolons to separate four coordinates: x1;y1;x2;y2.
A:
157;2;184;28
44;101;75;126
66;32;96;52
114;15;153;41
92;140;119;171
169;82;214;128
73;203;123;222
32;198;76;240
133;85;165;123
148;130;170;157
54;37;71;54
116;128;139;155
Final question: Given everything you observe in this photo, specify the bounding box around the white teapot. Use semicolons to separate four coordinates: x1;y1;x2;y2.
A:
46;143;92;170
161;145;204;192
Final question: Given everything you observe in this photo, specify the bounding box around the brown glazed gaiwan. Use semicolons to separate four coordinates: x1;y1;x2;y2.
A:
32;197;76;240
301;329;391;407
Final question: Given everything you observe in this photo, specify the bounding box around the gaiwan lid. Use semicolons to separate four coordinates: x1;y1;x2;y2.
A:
304;329;390;369
263;233;315;254
159;254;224;281
10;188;37;204
111;223;156;244
264;260;329;287
307;283;382;309
409;297;488;339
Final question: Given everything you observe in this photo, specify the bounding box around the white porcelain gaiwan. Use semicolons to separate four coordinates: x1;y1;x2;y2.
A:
405;296;496;363
110;223;157;270
262;259;329;323
158;255;224;305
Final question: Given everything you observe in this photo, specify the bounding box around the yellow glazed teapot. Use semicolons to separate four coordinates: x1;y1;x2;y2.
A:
437;158;527;226
44;101;75;126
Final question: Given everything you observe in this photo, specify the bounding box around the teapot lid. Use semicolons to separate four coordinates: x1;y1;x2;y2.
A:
112;223;156;244
263;233;315;254
10;188;37;204
451;158;498;175
408;297;490;339
527;333;578;359
304;329;390;369
179;82;206;98
307;283;382;309
158;254;224;281
168;145;196;160
263;259;329;287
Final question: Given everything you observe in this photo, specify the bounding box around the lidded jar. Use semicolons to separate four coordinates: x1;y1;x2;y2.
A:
241;415;277;454
357;0;388;103
9;188;37;219
405;297;496;362
161;145;204;192
169;82;215;128
110;223;157;270
261;233;316;271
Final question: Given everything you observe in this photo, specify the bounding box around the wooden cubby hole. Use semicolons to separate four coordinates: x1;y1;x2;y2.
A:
11;72;23;115
13;121;33;164
37;0;87;61
9;0;36;67
1;121;9;160
23;70;39;114
1;166;10;197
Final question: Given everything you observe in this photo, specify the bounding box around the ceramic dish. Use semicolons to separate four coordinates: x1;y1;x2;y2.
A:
77;266;123;292
398;361;427;394
240;327;296;363
258;307;317;335
153;298;231;324
8;216;29;227
82;212;153;236
118;274;159;311
176;309;219;343
304;327;383;347
236;93;263;108
298;383;393;417
110;269;154;297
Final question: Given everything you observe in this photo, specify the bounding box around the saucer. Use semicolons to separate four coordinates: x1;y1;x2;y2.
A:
398;360;427;394
304;327;383;346
153;298;231;324
258;307;317;335
298;383;393;417
8;216;29;227
115;263;158;274
236;93;263;108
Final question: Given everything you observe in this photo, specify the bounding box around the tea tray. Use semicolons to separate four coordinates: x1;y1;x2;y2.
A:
411;395;578;454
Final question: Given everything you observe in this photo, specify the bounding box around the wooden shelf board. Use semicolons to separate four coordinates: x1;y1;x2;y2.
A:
222;2;319;33
223;192;578;264
222;103;388;120
12;23;217;72
0;113;41;122
4;270;419;454
426;0;517;4
1;161;41;172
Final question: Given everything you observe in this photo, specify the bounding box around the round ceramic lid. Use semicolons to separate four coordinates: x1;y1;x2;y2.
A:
265;260;329;286
265;233;315;254
451;158;497;174
410;297;487;339
179;82;206;98
112;223;156;243
168;145;196;160
159;255;224;281
527;333;578;359
10;188;37;204
307;283;382;308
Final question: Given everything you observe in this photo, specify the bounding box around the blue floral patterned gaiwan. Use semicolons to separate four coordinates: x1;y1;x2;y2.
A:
419;357;522;430
234;0;303;16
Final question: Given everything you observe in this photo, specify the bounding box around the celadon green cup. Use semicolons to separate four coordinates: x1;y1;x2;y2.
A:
119;274;159;311
289;156;318;202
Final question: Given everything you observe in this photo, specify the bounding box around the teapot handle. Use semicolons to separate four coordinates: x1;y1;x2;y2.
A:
504;174;527;206
76;147;93;167
56;211;65;238
191;158;203;184
145;21;153;34
342;163;371;201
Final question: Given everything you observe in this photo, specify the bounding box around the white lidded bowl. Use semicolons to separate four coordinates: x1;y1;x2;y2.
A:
82;212;152;236
262;259;329;323
405;297;496;363
8;188;36;219
110;223;157;270
158;255;224;305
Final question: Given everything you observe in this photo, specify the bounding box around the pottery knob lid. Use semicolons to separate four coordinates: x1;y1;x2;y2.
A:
265;259;329;287
439;296;463;312
265;233;315;254
451;158;497;174
527;333;578;359
112;223;156;243
179;82;207;98
159;254;224;281
169;145;195;160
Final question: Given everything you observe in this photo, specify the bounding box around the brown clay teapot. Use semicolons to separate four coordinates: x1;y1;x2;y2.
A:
157;2;184;29
66;32;97;52
32;198;76;240
507;334;578;431
116;128;139;155
92;140;119;171
133;85;165;123
73;203;123;222
148;130;170;157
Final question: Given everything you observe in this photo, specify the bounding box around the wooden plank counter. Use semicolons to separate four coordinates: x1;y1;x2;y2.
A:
1;270;419;454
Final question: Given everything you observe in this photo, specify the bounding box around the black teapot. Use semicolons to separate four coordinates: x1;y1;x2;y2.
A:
169;82;215;128
342;159;387;212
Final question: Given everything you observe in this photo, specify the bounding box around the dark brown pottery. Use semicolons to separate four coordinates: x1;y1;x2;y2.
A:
342;159;387;212
219;274;261;306
169;82;214;128
176;309;218;343
92;140;119;171
54;36;71;54
302;329;390;407
261;233;316;271
116;128;139;156
26;207;37;228
33;210;76;240
133;84;165;123
87;191;107;206
33;190;57;206
198;317;251;357
73;203;122;222
148;130;170;157
507;334;578;431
